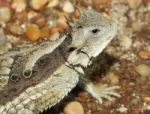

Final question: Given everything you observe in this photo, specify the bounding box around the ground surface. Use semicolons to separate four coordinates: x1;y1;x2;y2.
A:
0;0;150;114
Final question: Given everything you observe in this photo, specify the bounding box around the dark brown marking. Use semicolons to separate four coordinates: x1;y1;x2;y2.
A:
0;36;72;105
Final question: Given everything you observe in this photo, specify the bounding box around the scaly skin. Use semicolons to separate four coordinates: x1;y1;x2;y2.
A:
0;10;119;114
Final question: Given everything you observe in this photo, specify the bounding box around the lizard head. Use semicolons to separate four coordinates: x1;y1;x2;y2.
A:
69;10;117;57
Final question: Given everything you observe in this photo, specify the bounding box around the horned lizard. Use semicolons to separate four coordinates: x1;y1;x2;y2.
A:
0;9;120;114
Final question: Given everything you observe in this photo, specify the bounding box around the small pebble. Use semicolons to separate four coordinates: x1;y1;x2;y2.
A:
0;7;11;22
64;101;84;114
92;0;111;10
35;17;46;27
40;27;50;38
117;105;128;113
47;0;59;8
25;24;41;41
27;11;38;20
105;72;119;85
138;50;150;58
57;16;68;29
62;1;74;13
143;97;150;102
12;0;26;12
8;23;22;35
77;92;89;102
30;0;48;10
135;64;150;77
49;32;59;41
50;27;64;35
128;0;142;9
103;97;116;107
120;36;132;50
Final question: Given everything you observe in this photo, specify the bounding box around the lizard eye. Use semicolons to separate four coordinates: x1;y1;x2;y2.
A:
91;29;100;34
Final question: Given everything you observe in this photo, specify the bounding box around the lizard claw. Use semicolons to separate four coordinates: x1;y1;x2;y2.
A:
89;84;120;103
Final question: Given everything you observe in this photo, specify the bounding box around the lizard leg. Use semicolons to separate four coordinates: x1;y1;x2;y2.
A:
23;35;66;78
79;75;120;103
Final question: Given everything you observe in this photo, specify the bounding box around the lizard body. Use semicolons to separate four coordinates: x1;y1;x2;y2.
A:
0;10;119;114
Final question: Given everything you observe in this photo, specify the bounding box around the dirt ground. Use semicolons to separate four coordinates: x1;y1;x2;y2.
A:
0;0;150;114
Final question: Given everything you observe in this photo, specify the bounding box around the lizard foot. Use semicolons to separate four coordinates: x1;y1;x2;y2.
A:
87;84;120;103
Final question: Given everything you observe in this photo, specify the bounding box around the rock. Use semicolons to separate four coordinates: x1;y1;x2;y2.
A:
47;0;59;8
117;105;128;113
57;16;68;29
120;36;132;50
12;0;26;12
0;7;11;22
25;24;41;41
135;64;150;77
35;16;46;27
128;0;142;9
30;0;48;10
62;1;74;13
143;97;150;102
8;23;22;35
27;11;38;20
138;50;150;58
64;101;84;114
77;92;89;102
92;0;111;10
40;27;50;38
105;72;119;85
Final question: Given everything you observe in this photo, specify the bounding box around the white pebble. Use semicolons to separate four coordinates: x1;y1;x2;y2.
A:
63;1;74;13
117;105;128;113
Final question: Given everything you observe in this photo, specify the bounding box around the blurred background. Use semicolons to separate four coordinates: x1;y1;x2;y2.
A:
0;0;150;114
